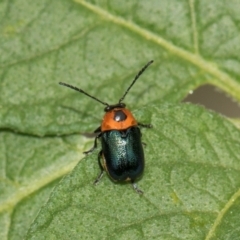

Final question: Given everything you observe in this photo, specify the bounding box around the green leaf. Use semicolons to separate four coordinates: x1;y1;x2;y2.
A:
1;0;240;135
1;0;240;239
26;105;240;239
0;131;86;239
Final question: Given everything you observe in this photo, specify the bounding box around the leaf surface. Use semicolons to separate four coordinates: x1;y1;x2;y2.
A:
1;0;240;135
0;0;240;239
26;105;240;239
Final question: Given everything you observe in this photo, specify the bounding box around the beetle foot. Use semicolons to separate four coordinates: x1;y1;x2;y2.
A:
83;147;95;155
94;171;104;185
131;181;143;194
138;123;153;128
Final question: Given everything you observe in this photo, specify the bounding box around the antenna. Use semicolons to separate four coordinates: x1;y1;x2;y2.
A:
119;60;154;103
59;82;109;107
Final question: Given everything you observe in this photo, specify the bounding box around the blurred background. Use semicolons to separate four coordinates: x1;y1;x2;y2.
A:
183;84;240;118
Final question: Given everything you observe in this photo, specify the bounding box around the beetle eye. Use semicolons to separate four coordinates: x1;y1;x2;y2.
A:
114;110;127;122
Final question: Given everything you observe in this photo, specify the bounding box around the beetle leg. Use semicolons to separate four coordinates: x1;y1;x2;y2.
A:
131;180;143;194
94;171;104;185
94;126;101;133
83;132;101;154
138;122;153;128
94;150;104;185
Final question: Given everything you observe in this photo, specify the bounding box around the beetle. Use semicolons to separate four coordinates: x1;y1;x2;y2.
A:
59;60;153;194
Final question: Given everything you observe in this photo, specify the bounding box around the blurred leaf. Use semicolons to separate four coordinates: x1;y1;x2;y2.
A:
1;0;240;135
229;118;240;129
0;131;86;239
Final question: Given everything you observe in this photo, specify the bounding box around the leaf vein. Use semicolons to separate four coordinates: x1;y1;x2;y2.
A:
74;0;240;102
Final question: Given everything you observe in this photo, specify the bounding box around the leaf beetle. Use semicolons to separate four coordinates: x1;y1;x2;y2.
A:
59;60;153;194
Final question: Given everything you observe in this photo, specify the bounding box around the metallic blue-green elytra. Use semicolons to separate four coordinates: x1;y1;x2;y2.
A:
100;126;144;181
59;60;154;193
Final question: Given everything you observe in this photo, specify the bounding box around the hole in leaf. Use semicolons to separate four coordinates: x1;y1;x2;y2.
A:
183;84;240;118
